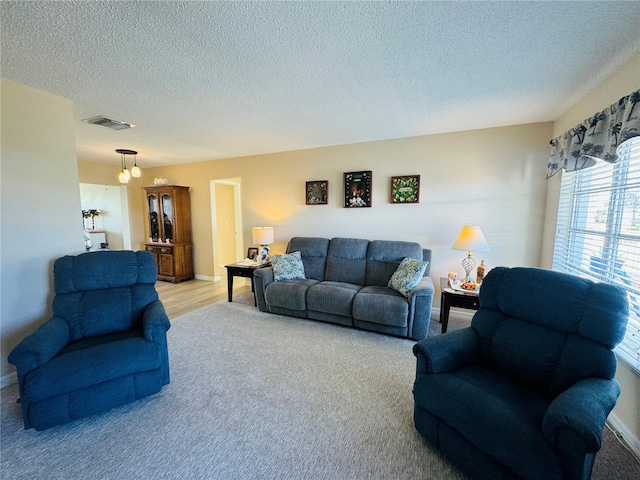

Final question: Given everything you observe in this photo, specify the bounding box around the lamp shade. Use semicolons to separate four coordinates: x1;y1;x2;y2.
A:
451;226;490;253
252;227;274;245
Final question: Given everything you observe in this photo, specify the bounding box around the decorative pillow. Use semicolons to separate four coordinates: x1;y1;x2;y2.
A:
271;251;306;282
388;257;429;297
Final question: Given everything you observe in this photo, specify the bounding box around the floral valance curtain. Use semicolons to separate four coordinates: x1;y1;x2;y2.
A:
546;89;640;178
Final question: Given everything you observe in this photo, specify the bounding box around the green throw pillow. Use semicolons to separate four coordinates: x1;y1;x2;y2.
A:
388;257;429;297
271;251;306;282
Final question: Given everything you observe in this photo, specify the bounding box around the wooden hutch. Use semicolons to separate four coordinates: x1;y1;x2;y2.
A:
144;185;194;283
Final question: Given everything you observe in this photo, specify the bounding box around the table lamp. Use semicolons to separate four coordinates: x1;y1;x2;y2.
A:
252;227;274;264
451;225;490;281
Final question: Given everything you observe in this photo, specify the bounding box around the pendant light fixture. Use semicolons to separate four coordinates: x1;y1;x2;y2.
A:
116;149;139;183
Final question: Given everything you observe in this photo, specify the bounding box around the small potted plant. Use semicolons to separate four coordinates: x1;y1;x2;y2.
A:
82;209;101;230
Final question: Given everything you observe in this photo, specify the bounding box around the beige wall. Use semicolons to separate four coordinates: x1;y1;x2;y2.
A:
541;52;640;450
0;78;82;380
142;122;553;289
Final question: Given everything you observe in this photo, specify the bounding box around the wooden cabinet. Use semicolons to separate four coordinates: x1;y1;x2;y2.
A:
144;186;193;283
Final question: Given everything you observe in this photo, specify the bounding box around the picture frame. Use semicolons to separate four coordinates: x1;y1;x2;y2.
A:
247;247;259;260
344;171;372;208
390;175;420;204
306;180;329;205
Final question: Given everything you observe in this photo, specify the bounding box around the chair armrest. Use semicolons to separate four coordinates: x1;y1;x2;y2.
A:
253;267;274;312
413;327;479;374
143;300;171;343
542;378;621;453
8;316;70;374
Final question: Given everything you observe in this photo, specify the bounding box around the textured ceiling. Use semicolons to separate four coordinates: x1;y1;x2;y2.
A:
2;1;640;168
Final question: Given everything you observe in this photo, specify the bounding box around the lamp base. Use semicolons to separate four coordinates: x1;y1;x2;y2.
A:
461;254;476;281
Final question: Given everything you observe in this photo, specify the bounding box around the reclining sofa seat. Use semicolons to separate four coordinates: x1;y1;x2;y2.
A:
253;237;434;340
8;250;171;430
412;266;629;479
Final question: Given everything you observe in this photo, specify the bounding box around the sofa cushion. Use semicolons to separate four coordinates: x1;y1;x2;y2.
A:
271;251;306;282
265;279;319;311
353;286;409;327
388;257;429;297
24;337;161;402
307;281;362;316
286;237;330;281
365;240;423;286
324;238;369;285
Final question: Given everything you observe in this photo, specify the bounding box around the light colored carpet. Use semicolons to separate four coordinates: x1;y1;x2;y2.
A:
1;293;638;479
0;293;463;479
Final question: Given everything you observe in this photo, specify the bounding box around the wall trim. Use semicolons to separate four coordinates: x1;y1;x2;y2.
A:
608;411;640;461
194;274;218;282
1;372;17;389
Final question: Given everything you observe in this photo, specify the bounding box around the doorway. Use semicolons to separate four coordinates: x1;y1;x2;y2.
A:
79;183;132;250
210;178;243;280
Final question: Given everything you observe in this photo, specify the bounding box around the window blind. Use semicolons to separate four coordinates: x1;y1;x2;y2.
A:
553;136;640;373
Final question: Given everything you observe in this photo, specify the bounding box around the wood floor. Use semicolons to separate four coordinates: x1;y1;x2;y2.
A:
155;275;250;319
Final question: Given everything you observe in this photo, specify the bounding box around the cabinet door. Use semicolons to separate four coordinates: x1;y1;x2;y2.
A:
161;193;174;242
145;246;159;268
158;247;174;276
148;194;160;242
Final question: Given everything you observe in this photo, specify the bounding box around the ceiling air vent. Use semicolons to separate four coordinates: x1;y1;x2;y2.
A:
82;116;135;130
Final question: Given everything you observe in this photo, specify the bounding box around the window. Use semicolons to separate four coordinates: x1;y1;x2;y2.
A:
553;137;640;373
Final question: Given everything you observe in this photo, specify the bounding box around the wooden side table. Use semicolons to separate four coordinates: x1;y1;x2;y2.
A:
439;277;480;333
225;262;271;304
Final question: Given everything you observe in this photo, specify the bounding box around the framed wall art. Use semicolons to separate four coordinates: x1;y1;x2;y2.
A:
306;180;329;205
344;171;372;208
390;175;420;204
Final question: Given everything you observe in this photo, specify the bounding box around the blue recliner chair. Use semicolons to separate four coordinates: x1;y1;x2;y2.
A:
413;266;628;480
8;250;170;430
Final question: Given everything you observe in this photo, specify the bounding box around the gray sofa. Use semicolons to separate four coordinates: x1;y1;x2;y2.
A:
253;237;434;340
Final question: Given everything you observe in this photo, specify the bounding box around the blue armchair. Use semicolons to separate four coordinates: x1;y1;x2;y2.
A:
413;266;628;479
8;250;170;430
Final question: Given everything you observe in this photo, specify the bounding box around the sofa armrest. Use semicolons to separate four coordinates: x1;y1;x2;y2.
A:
8;316;70;376
413;327;479;374
408;276;435;298
143;300;171;343
407;276;435;340
253;267;274;312
542;378;620;453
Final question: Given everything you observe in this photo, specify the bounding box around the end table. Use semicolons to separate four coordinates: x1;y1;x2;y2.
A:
225;262;271;304
439;277;480;333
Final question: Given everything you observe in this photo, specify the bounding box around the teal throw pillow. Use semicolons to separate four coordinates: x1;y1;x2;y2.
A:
271;251;306;282
388;257;429;297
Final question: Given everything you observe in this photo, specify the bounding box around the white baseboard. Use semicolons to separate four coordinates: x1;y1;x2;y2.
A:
194;274;218;282
1;372;17;389
607;411;640;460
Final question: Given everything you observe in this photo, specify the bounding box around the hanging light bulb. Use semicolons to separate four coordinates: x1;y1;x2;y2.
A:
131;153;141;177
115;149;138;183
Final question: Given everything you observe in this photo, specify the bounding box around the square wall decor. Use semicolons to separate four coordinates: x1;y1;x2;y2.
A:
390;175;420;204
344;171;372;208
306;180;328;205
